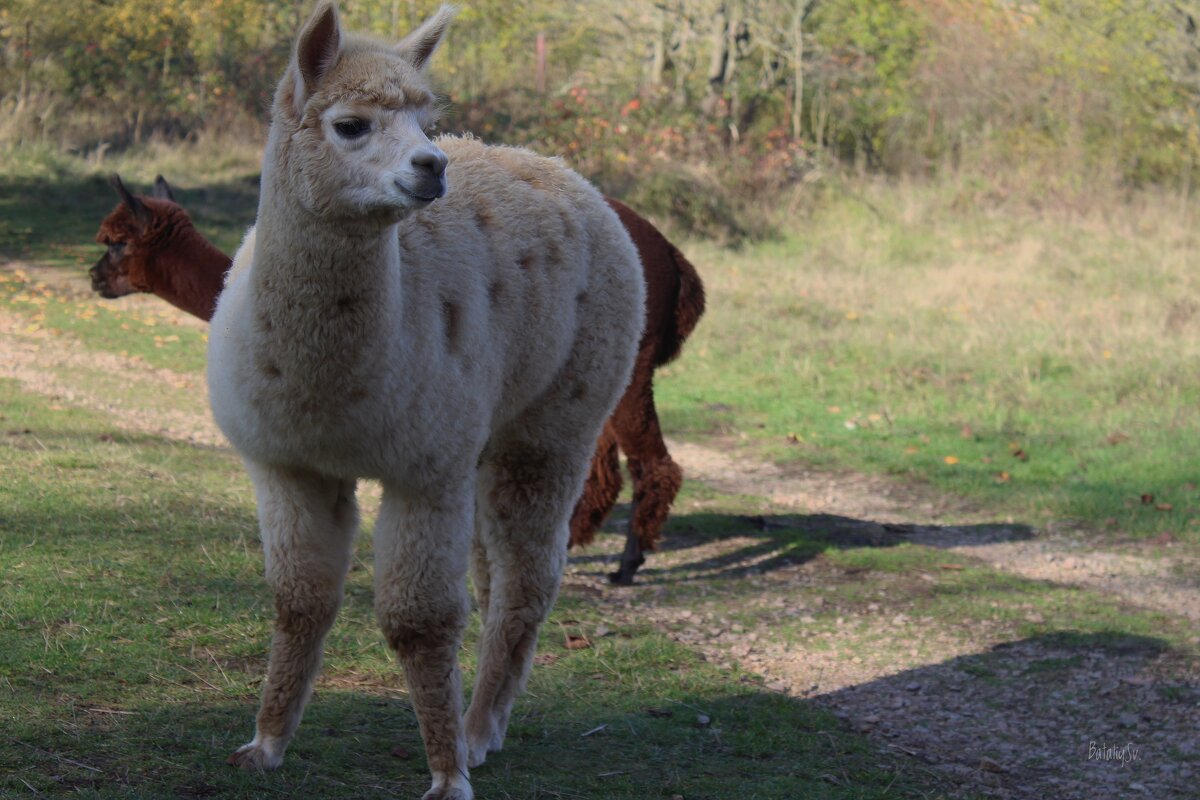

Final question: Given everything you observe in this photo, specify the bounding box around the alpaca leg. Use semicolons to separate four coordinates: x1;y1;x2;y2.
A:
374;485;473;800
568;422;622;549
463;444;585;768
228;464;358;770
607;385;683;585
610;493;645;586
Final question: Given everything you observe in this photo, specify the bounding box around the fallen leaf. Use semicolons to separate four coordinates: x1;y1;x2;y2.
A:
1011;449;1029;462
565;634;592;650
1155;503;1174;512
390;746;412;760
786;432;801;444
936;563;965;571
995;471;1011;483
1106;431;1130;446
1140;493;1155;505
943;455;959;465
533;653;560;666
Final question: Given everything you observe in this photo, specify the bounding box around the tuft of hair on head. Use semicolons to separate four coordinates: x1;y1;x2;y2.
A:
291;0;343;115
395;4;457;71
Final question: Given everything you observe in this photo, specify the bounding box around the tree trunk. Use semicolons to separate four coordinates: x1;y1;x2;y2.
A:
791;3;803;140
704;2;729;115
649;7;666;88
672;6;692;109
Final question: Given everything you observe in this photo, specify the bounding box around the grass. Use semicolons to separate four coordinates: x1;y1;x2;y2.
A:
5;143;1200;552
653;176;1200;548
2;141;1199;796
0;378;945;799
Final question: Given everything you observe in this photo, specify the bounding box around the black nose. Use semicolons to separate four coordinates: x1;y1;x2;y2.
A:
411;150;448;178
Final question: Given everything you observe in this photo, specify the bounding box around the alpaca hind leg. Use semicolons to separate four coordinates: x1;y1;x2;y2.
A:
374;485;474;800
464;444;586;767
607;385;683;584
568;421;622;549
610;494;645;586
228;465;358;769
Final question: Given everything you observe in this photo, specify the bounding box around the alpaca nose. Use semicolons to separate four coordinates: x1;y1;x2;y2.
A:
411;148;447;179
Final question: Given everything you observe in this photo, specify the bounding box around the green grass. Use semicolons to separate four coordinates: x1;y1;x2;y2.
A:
5;143;1200;795
0;379;948;799
4;142;1200;550
0;138;259;269
653;177;1200;548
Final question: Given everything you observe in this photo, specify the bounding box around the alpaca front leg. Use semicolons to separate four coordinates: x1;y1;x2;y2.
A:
375;488;473;800
229;465;358;770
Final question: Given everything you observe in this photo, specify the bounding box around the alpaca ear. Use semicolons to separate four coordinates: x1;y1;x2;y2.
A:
396;4;456;71
152;175;176;203
109;173;152;229
293;0;342;110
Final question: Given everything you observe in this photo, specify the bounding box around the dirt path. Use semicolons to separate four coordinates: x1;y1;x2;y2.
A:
668;436;1200;623
3;260;1197;799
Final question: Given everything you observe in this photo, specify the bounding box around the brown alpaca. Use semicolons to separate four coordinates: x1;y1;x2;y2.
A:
92;181;704;585
568;198;706;584
91;175;227;321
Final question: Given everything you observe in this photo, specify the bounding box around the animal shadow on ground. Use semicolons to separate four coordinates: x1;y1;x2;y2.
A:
569;506;1035;583
7;632;1190;799
814;631;1199;800
2;670;944;798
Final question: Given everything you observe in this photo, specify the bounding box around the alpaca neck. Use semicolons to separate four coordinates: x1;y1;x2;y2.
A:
255;188;399;291
153;224;231;321
250;176;402;353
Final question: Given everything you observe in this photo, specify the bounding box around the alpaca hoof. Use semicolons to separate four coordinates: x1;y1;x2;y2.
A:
465;722;502;768
466;744;488;769
422;789;473;800
607;568;636;585
422;775;474;800
227;740;283;770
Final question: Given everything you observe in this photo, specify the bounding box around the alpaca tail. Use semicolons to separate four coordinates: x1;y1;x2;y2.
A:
653;242;706;367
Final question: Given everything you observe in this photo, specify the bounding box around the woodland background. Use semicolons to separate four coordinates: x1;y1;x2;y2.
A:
2;0;1199;239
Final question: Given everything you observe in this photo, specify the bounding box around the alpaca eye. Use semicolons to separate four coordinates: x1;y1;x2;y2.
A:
108;242;126;254
333;118;371;139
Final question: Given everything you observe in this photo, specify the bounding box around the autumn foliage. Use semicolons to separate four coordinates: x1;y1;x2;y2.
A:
2;0;1198;235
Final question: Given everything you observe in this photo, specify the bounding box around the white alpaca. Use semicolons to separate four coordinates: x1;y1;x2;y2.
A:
206;4;644;799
